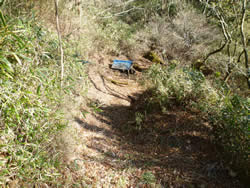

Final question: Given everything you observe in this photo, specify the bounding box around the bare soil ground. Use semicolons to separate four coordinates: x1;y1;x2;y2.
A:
60;54;244;187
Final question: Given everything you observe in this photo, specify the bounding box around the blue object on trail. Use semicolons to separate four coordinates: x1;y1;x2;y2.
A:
111;60;133;71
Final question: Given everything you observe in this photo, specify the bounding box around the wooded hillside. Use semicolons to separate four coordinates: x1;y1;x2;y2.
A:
0;0;249;187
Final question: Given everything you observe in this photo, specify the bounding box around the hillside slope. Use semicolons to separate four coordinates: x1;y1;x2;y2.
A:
59;54;244;187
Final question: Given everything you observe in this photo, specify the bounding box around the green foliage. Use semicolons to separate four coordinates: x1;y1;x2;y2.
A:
141;171;156;185
145;63;249;180
144;51;164;64
0;10;87;186
87;100;103;114
168;2;178;18
0;0;4;8
212;95;249;171
198;0;250;90
145;64;220;107
135;112;144;130
98;18;135;53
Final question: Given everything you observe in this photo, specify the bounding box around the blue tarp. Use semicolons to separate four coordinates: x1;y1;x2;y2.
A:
111;60;133;71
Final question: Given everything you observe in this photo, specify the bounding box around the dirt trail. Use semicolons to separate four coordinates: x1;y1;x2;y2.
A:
60;55;243;187
60;55;147;186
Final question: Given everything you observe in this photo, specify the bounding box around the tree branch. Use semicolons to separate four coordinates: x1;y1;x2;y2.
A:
203;41;227;62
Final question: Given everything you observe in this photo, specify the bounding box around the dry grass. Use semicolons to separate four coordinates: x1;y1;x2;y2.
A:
132;5;221;65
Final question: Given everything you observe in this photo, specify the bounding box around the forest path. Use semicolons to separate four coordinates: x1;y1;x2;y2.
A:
60;54;242;187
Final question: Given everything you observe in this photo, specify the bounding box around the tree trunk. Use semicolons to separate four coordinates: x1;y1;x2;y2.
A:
240;0;249;88
54;0;64;88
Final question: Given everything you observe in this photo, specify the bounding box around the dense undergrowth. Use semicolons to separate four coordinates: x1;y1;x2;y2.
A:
0;7;87;186
145;64;249;181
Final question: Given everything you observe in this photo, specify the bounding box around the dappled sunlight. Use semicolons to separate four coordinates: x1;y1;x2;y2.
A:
73;88;239;187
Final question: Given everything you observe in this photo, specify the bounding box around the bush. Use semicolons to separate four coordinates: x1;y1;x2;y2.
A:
0;10;87;186
145;64;221;108
145;64;249;181
212;95;249;174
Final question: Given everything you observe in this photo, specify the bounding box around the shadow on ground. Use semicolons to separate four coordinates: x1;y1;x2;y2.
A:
74;89;244;187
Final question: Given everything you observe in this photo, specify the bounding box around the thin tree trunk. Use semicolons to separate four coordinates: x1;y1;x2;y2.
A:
203;7;230;63
240;0;249;88
203;0;209;14
54;0;64;88
79;0;82;25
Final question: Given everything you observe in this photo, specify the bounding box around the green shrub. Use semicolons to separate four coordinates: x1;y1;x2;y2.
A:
145;64;221;108
212;95;249;173
141;171;156;185
0;10;87;186
168;2;178;18
144;64;249;180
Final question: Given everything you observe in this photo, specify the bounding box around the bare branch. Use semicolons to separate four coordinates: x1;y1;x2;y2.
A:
204;41;227;63
102;7;144;19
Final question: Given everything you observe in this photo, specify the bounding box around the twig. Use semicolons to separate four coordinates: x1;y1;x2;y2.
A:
102;7;144;19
